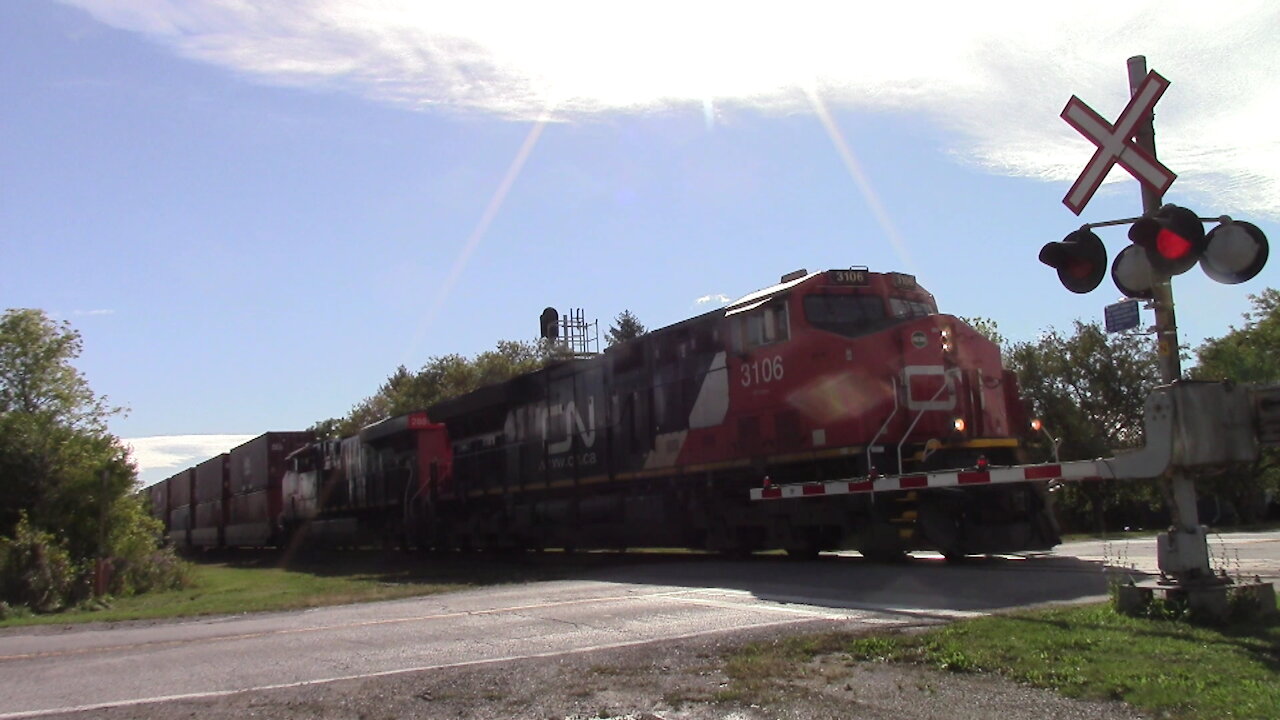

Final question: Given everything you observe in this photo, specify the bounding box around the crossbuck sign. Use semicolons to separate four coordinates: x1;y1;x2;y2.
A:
1061;70;1177;215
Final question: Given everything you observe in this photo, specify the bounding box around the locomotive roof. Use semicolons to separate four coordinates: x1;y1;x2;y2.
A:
614;271;823;342
431;268;926;422
722;270;821;316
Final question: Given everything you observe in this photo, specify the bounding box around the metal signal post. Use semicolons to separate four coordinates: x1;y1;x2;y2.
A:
1128;57;1182;383
1125;55;1214;585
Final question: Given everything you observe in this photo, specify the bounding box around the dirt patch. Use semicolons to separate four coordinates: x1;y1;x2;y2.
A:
75;625;1145;720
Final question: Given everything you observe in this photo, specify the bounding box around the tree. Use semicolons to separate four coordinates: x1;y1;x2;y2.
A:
319;339;568;438
0;309;115;431
1192;289;1280;384
0;309;122;542
606;310;646;347
1189;289;1280;522
0;309;184;611
1005;321;1163;532
959;316;1006;348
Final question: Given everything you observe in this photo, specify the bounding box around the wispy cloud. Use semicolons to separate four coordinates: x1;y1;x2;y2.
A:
63;1;1280;217
696;293;731;306
125;434;256;479
72;309;115;316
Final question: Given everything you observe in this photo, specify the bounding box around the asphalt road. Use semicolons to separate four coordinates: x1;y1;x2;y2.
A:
1;531;1276;719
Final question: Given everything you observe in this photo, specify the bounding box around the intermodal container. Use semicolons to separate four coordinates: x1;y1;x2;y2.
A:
166;467;195;548
226;432;314;546
192;454;229;548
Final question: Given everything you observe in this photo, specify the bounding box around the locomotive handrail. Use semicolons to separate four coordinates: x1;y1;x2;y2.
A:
896;368;958;472
866;376;900;474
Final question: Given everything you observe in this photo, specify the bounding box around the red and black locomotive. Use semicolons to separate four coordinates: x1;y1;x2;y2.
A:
149;268;1060;560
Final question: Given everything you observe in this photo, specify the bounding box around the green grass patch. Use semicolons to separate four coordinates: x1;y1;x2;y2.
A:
716;595;1280;719
0;549;587;627
844;600;1280;720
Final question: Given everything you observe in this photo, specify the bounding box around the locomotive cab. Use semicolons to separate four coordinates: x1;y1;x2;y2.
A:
724;268;1028;480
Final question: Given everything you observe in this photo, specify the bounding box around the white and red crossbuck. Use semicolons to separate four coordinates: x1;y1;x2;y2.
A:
1062;70;1176;215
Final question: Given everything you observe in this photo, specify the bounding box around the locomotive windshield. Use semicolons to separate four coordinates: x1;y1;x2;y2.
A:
804;293;936;338
803;294;886;337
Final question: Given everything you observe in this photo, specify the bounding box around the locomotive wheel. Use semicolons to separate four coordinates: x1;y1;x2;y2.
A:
857;522;908;563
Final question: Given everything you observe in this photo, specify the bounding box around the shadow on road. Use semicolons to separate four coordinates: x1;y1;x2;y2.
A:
581;551;1143;614
188;546;1146;615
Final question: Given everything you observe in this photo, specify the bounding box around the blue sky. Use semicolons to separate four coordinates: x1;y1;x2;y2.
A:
3;0;1278;488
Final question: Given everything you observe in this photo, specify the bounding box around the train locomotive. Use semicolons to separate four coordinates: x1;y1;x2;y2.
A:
148;268;1060;561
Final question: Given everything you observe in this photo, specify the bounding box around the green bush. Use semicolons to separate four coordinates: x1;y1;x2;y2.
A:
0;514;80;613
104;495;190;596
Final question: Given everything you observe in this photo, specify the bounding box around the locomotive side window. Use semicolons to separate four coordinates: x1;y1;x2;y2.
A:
803;294;887;338
889;297;937;319
733;301;790;350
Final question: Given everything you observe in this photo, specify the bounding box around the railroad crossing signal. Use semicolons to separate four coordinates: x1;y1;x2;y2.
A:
1061;70;1176;215
1038;228;1107;294
1128;204;1205;276
1202;219;1270;284
1047;208;1270;298
1044;57;1275;608
1111;244;1156;300
1051;64;1269;296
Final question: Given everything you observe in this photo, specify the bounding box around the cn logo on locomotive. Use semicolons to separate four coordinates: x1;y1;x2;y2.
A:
503;397;598;453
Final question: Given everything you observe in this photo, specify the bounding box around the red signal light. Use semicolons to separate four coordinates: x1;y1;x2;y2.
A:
1066;258;1095;279
1039;229;1107;294
1155;228;1192;260
1128;205;1205;275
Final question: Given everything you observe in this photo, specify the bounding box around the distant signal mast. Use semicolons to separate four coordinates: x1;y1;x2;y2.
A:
539;306;599;356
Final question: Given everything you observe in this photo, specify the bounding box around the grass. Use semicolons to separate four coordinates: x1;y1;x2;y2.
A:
0;548;589;627
721;597;1280;720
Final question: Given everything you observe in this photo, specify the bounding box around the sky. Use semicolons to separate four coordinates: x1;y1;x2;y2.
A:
3;0;1278;489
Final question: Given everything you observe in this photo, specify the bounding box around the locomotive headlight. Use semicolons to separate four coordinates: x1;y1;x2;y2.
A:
953;417;967;433
940;326;954;353
1030;418;1043;432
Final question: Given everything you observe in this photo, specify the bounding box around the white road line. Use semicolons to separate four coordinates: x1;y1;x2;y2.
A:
0;615;837;720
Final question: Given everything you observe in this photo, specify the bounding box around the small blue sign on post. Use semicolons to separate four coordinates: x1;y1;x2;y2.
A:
1105;299;1141;333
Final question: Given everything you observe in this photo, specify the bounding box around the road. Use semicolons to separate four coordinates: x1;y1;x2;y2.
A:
1;531;1276;719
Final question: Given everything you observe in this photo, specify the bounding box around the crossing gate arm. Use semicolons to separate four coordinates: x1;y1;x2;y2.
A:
750;382;1280;502
750;459;1121;501
751;384;1180;502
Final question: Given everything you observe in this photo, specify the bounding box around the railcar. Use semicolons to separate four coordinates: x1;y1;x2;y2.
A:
161;467;194;548
156;433;312;551
425;268;1059;559
225;432;315;546
190;454;229;549
145;476;169;535
280;413;451;549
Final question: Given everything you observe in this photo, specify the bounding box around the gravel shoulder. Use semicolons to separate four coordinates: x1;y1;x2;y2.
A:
70;623;1146;720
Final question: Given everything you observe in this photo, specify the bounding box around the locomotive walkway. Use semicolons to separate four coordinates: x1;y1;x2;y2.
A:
1;532;1276;719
